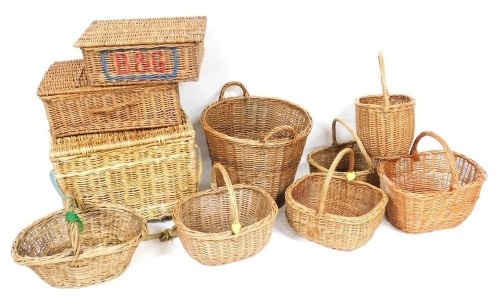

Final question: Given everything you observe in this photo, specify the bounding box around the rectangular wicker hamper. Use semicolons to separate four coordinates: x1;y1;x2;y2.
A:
50;111;201;221
74;16;207;86
38;59;183;138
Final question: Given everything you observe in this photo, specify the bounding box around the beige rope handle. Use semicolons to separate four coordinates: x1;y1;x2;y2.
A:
331;118;374;170
210;163;241;235
378;51;391;112
64;197;82;262
409;131;460;190
318;148;356;216
89;98;139;114
218;81;249;101
261;125;297;143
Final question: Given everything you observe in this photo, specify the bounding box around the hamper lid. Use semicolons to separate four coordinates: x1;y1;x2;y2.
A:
37;60;95;96
74;16;207;48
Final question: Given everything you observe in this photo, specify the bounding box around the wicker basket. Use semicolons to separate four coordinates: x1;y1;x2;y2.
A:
377;131;487;233
74;16;207;86
38;60;183;138
307;117;379;187
50;110;201;221
355;52;415;159
200;81;313;207
12;197;148;288
286;148;388;250
173;163;278;266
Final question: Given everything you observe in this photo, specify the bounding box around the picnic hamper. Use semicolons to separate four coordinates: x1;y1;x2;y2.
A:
355;52;415;158
377;131;487;233
286;148;388;250
38;59;183;138
11;197;148;288
74;16;207;86
50;110;201;221
173;163;278;266
200;81;313;207
307;117;379;186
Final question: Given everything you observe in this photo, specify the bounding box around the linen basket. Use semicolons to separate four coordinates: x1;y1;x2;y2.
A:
200;81;313;207
50;110;201;221
377;131;487;233
74;16;207;86
286;148;388;250
11;197;148;288
38;59;183;138
172;163;278;266
307;117;379;186
355;52;415;158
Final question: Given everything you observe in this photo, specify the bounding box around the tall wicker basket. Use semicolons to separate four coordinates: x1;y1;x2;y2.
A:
200;81;313;207
377;131;487;233
355;52;415;159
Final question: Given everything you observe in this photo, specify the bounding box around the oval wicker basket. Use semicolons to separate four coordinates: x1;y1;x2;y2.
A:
377;131;487;233
200;81;313;207
286;148;388;250
173;163;278;266
307;117;379;187
11;198;148;288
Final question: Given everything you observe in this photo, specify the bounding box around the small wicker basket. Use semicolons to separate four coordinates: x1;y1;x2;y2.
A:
173;163;278;266
12;197;148;288
307;117;379;186
377;131;487;233
286;148;388;250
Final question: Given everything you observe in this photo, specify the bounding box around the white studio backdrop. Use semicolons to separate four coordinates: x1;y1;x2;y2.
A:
0;1;497;297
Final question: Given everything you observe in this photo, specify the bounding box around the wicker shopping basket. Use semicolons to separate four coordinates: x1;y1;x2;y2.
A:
74;16;207;86
173;163;278;266
200;81;313;207
307;117;379;186
12;197;147;288
286;148;388;250
50;110;201;221
377;131;487;233
355;52;415;158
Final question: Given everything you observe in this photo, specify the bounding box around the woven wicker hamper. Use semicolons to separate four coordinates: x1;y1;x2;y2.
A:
377;131;487;233
50;110;201;221
38;59;183;138
200;81;313;207
74;16;207;86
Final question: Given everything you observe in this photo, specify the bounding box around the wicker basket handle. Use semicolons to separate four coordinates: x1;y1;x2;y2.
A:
261;125;297;143
378;51;391;112
331;118;374;169
318;148;356;216
410;131;460;189
89;99;139;115
64;197;83;262
210;163;241;235
218;81;250;101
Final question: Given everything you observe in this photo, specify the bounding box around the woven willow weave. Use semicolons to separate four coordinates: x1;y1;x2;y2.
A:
377;131;487;233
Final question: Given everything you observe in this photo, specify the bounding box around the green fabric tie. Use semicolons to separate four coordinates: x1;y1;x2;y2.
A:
65;211;84;233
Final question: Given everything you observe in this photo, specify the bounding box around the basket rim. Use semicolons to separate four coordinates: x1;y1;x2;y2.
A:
200;96;313;147
307;143;375;175
354;93;416;108
285;172;388;224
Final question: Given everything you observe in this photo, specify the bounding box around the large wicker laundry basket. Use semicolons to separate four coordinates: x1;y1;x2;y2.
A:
377;131;487;233
200;81;313;207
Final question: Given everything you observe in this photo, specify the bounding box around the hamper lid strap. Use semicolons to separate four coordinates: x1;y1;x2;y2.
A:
318;148;356;216
210;163;241;235
261;125;297;143
378;51;391;111
218;81;249;101
332;118;374;169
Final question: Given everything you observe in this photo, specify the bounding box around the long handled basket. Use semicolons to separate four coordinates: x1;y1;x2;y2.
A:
286;148;388;250
173;163;278;266
355;52;415;159
377;131;487;233
307;117;379;186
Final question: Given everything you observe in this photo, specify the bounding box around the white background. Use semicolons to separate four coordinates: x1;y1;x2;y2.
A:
1;1;498;297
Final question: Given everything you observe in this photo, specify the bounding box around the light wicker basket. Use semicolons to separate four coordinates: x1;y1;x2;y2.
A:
173;163;278;266
307;117;379;187
74;16;207;86
286;148;388;250
377;131;487;233
38;59;182;138
355;52;415;159
12;197;147;288
200;81;313;207
50;110;201;221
